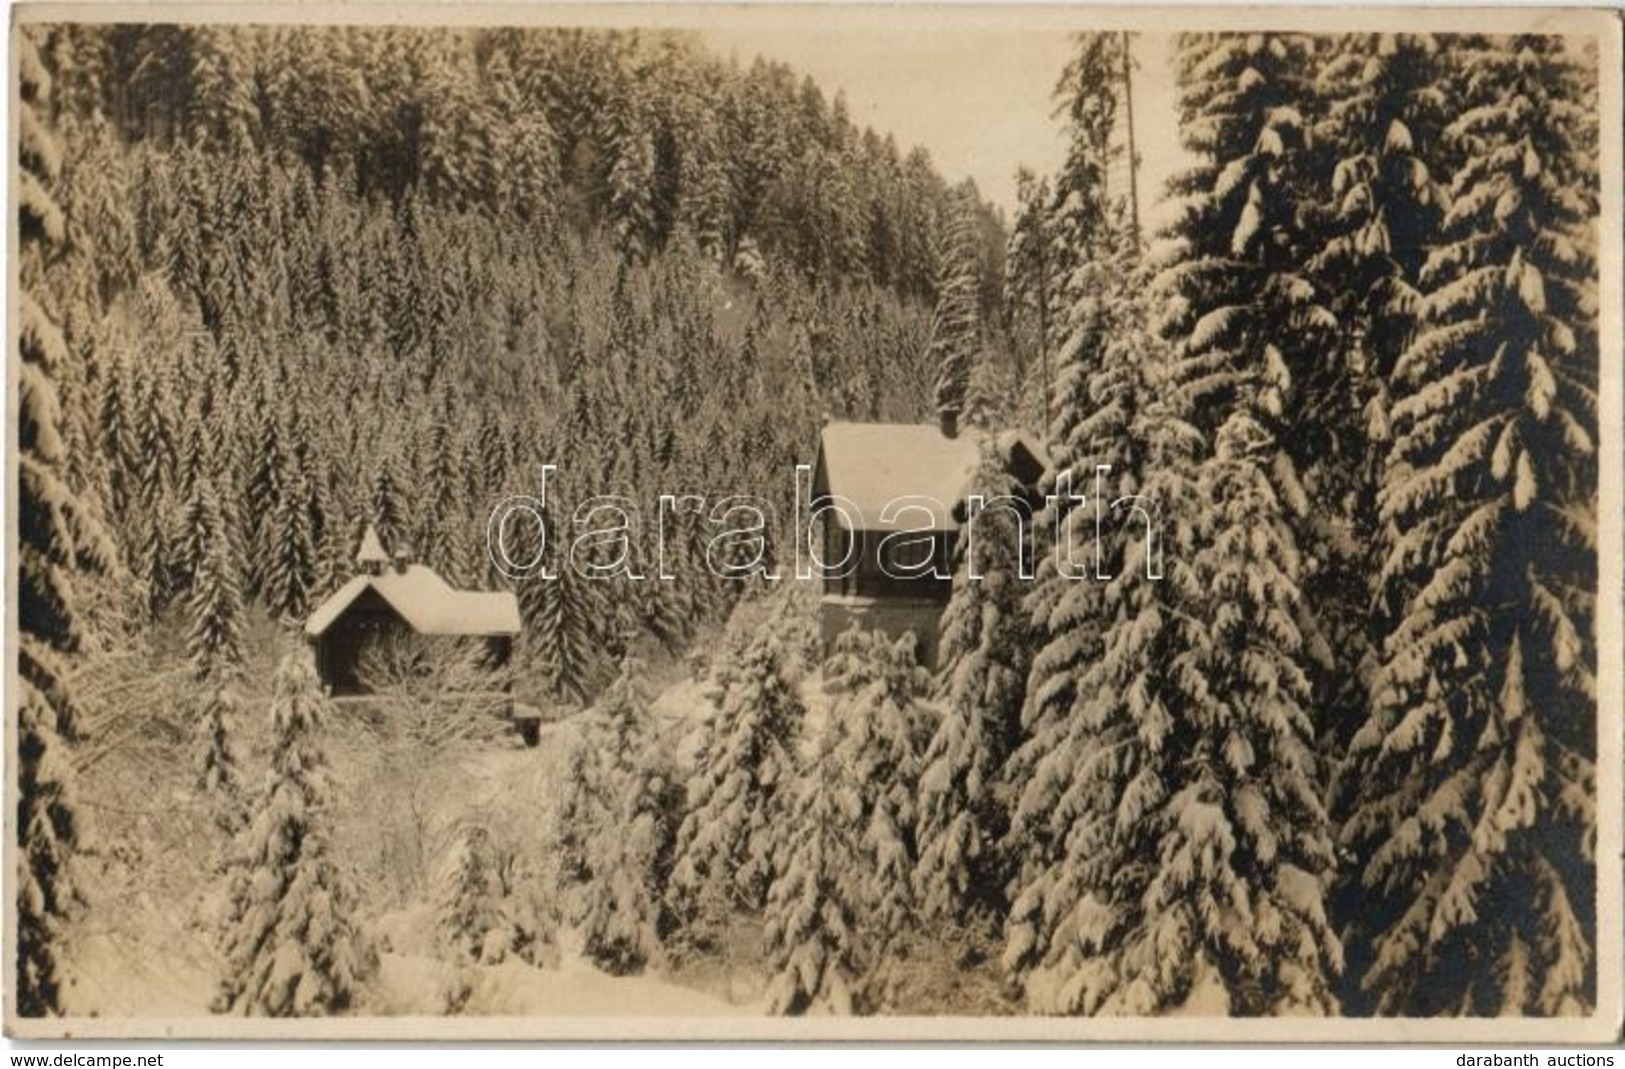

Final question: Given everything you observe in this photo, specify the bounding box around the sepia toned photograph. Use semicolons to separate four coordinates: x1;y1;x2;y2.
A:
6;2;1622;1043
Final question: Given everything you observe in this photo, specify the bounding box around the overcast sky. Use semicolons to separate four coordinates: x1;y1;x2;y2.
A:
700;27;1190;227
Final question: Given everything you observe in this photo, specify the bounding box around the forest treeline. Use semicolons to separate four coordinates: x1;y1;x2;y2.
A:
58;23;1009;295
17;24;1603;1023
22;22;1025;702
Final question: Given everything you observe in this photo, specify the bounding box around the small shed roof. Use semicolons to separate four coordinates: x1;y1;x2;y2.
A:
811;421;1049;532
305;564;521;639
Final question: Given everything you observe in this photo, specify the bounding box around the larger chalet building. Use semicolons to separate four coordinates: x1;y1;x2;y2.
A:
810;413;1047;667
304;526;522;697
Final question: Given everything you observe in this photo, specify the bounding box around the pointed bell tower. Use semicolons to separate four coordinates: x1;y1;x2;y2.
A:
357;524;388;577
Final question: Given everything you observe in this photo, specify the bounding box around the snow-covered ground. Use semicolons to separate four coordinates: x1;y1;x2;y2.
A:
66;896;762;1019
371;948;761;1017
62;660;774;1020
368;903;762;1016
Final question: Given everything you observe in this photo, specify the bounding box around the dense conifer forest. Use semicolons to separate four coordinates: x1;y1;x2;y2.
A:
14;23;1604;1022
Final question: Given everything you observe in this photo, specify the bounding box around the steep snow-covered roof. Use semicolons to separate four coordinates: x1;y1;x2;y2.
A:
305;564;521;638
811;422;1048;532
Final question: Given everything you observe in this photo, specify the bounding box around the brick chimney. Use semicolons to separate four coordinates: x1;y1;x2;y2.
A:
939;407;959;439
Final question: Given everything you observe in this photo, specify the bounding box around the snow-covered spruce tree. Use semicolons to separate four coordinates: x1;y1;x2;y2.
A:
184;478;246;679
602;82;657;263
1307;33;1452;806
136;505;176;624
1310;34;1449;395
178;444;222;576
1000;276;1190;1009
264;463;317;623
819;627;933;1007
1343;35;1599;1017
240;391;287;599
560;655;681;975
1161;32;1335;421
519;516;607;708
1007;376;1342;1013
1185;409;1343;1012
96;351;135;518
999;29;1134;433
418;45;486;211
194;575;247;825
761;724;865;1015
216;649;374;1015
414;384;467;585
367;457;407;560
173;398;211;505
1007;234;1140;840
550;738;601;918
484;48;561;224
1158;30;1344;558
1007;521;1199;1010
312;483;355;598
184;473;247;805
670;631;806;928
132;366;177;531
1048;31;1129;284
913;452;1032;928
1004;167;1057;412
1000;234;1146;965
763;577;822;673
195;682;243;800
929;183;984;424
1008;29;1140;831
16;28;115;1017
633;567;692;653
437;824;505;966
